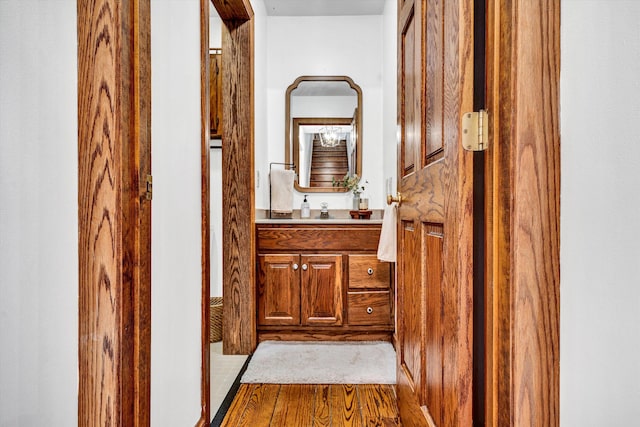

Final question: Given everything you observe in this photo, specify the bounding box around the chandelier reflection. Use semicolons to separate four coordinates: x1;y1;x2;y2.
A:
319;126;342;147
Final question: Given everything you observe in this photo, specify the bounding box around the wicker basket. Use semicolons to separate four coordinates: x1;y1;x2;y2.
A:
209;297;223;343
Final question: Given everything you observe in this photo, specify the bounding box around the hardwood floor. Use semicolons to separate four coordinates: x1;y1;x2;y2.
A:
220;384;402;426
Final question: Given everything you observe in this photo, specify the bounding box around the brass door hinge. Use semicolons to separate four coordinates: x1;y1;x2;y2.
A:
145;175;153;200
461;109;489;151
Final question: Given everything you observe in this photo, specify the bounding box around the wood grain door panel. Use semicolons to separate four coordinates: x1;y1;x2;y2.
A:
424;0;445;164
257;254;301;326
398;221;424;397
423;224;444;425
400;7;418;177
396;0;474;425
301;255;343;326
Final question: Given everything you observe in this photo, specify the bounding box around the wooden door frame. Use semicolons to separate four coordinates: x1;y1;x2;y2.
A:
484;0;560;425
77;0;254;425
199;0;254;425
77;1;152;425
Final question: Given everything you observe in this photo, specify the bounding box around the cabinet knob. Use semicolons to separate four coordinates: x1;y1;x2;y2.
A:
292;263;299;271
366;307;373;314
367;267;374;275
302;264;308;271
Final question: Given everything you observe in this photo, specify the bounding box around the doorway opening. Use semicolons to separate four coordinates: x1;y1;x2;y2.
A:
206;5;249;419
199;0;255;424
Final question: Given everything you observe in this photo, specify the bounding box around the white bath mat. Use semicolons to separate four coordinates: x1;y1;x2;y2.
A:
241;341;396;384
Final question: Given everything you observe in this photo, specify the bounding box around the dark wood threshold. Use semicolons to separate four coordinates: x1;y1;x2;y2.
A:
211;355;253;427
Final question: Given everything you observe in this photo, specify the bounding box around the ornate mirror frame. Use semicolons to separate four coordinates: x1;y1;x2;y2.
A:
285;75;363;193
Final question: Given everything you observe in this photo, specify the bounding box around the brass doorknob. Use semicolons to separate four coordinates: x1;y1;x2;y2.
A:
387;192;402;205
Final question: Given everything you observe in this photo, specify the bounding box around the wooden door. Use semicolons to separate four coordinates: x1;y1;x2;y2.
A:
396;0;474;425
301;254;343;326
257;254;301;326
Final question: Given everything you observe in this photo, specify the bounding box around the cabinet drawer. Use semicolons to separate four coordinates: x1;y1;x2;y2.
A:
348;255;390;289
348;291;392;325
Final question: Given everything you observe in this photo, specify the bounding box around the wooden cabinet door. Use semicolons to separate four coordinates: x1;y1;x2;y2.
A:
301;255;343;326
209;53;222;138
396;0;474;425
257;254;300;326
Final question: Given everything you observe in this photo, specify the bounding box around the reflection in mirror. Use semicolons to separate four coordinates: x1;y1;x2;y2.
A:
285;76;362;192
294;117;355;188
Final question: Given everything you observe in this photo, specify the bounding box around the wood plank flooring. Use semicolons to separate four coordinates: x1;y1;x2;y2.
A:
221;384;402;426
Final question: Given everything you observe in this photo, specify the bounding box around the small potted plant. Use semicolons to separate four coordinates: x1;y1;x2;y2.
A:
333;174;368;210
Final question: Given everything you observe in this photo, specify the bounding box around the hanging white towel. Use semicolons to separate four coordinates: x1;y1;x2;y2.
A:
377;203;397;262
271;169;295;213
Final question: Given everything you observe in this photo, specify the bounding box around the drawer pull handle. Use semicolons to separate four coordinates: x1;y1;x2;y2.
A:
292;263;299;271
367;268;374;275
302;264;308;271
366;307;373;314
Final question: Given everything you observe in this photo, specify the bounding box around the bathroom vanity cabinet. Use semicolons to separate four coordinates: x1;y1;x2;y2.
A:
256;223;394;342
258;253;343;326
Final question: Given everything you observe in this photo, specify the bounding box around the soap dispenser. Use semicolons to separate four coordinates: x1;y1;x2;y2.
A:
301;195;310;218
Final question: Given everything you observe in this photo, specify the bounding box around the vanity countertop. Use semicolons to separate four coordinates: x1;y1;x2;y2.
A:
256;218;383;225
256;208;384;225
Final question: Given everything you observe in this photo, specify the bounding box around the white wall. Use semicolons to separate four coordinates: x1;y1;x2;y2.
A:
254;0;269;209
561;1;640;425
0;1;78;425
263;15;385;210
382;0;398;194
210;14;222;48
151;1;202;425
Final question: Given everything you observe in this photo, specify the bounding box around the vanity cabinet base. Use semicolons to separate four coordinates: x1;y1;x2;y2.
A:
256;224;395;342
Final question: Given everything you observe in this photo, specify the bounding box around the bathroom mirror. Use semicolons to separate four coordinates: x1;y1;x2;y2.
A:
285;76;362;192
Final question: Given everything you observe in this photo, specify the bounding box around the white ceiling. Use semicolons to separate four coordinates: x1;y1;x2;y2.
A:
262;0;386;16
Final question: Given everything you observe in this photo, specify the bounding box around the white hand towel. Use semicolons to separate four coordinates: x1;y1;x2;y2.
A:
377;203;397;262
271;169;295;213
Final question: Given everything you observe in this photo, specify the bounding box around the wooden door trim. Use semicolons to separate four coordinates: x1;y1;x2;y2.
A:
77;0;151;425
217;5;255;355
198;0;211;425
199;1;255;425
485;0;560;425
